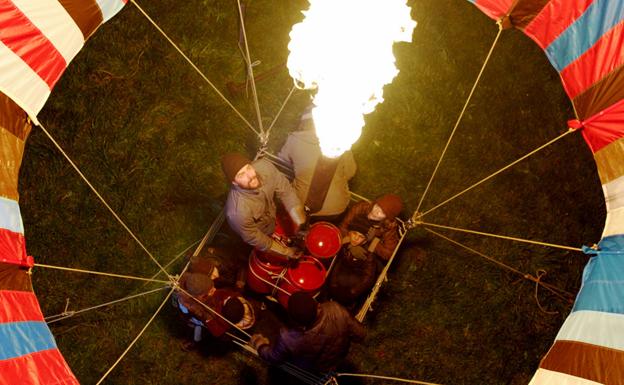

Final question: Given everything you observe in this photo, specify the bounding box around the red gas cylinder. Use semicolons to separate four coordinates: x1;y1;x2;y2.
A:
247;249;287;294
305;221;342;259
277;256;327;308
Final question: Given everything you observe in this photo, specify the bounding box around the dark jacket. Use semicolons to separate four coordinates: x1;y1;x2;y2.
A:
339;201;400;261
257;301;366;372
328;245;376;305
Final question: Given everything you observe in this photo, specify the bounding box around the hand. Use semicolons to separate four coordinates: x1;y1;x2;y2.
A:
250;334;270;350
287;249;303;262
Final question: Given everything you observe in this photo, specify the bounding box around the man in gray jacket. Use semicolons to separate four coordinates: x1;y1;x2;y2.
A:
278;104;357;222
222;153;306;259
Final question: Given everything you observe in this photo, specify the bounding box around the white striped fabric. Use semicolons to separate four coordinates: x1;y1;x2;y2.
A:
0;196;24;234
602;175;624;212
0;42;51;125
601;206;624;238
529;369;603;385
556;310;624;351
97;0;127;23
10;0;85;58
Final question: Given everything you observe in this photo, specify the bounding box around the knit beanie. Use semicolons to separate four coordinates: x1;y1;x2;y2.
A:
185;272;214;297
222;296;245;324
287;292;318;327
375;194;403;220
221;153;251;182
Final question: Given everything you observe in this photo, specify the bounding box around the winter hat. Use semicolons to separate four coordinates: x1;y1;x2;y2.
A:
349;215;371;236
375;194;403;220
222;296;245;324
185;272;214;297
288;292;318;327
221;153;251;182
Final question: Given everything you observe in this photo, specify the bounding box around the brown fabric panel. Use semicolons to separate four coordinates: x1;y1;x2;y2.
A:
540;340;624;384
510;0;550;29
0;262;32;292
305;156;340;214
594;138;624;184
59;0;103;40
0;127;27;201
0;93;31;141
573;64;624;120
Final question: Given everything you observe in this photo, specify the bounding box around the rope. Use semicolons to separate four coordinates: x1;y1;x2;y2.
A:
415;24;503;215
45;286;169;324
129;0;259;136
337;372;443;385
356;222;409;322
236;0;264;137
144;238;201;283
34;263;170;284
534;269;559;315
95;287;175;385
37;122;170;278
417;128;576;219
265;85;297;139
420;222;582;252
423;228;573;301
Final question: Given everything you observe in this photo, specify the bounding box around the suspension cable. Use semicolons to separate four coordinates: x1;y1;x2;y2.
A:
129;0;258;136
236;0;264;137
424;228;573;301
415;24;503;215
356;222;408;321
45;286;169;324
420;221;582;252
37;122;170;278
265;85;297;140
144;238;201;283
417;128;576;219
34;263;169;284
95;287;175;385
337;372;442;385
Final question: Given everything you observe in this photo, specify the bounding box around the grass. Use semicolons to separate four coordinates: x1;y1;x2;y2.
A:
17;0;604;384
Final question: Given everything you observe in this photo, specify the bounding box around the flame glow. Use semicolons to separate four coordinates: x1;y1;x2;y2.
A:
288;0;416;157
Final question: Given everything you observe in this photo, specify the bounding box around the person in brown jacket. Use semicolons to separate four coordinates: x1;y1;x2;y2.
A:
250;292;366;373
339;194;403;261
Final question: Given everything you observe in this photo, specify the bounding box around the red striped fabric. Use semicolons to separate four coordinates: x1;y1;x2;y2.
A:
473;0;514;20
0;290;43;323
581;98;624;153
0;228;26;266
0;348;79;385
0;0;67;89
523;0;594;49
560;21;624;100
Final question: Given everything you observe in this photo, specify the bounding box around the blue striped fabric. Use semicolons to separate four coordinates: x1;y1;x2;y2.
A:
573;249;624;314
0;196;24;234
598;234;624;251
545;0;624;72
0;321;58;361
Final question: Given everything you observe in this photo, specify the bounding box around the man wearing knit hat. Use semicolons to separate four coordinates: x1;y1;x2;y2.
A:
221;152;307;259
339;194;403;261
250;292;366;372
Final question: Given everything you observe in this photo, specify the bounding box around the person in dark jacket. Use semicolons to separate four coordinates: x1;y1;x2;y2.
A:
250;292;366;372
339;194;403;261
327;219;377;307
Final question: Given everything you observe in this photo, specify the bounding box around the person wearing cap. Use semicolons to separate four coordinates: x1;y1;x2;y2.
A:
221;152;307;259
327;216;377;307
339;194;403;261
250;292;366;372
174;270;250;346
277;104;357;222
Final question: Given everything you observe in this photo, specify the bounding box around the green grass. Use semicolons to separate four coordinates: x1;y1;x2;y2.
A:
18;0;604;384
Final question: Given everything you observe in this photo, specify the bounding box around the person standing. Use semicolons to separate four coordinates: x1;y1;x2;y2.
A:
278;105;357;223
222;152;306;260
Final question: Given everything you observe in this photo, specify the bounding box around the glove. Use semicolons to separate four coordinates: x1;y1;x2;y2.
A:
287;250;303;262
250;334;270;350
